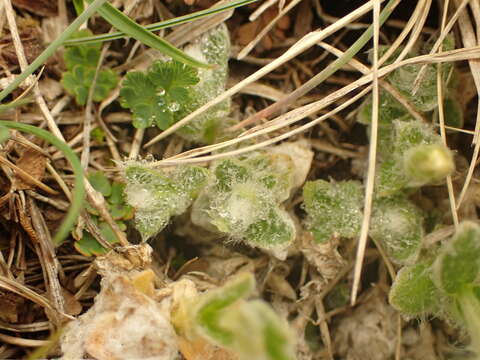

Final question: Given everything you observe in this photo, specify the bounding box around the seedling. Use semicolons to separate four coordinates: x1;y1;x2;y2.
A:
390;222;480;355
61;30;118;105
74;172;133;256
172;272;295;360
120;24;231;144
123;163;209;240
191;151;298;258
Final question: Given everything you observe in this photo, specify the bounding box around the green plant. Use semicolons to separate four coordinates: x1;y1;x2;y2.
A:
123;163;209;240
172;272;295;360
120;60;199;129
302;181;424;264
61;30;118;105
191;151;297;259
390;222;480;355
0;0;222;104
120;24;231;144
74;172;133;256
373;119;455;197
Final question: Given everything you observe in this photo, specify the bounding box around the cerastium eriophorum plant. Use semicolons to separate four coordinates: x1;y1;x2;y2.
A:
191;142;313;259
120;24;231;144
123;142;312;259
302;180;424;265
124;163;209;240
172;272;295;360
390;222;480;356
373;119;455;197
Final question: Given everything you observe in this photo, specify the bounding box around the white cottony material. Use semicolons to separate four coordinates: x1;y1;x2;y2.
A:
60;273;179;360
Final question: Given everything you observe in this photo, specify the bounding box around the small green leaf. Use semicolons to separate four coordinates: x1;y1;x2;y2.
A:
91;127;106;144
99;221;121;246
245;208;295;247
389;262;439;316
194;273;256;346
302;180;363;243
218;300;295;360
150;60;199;90
370;196;424;265
109;182;125;205
433;221;480;295
124;164;209;240
88;172;112;197
61;30;118;105
108;203;128;220
74;231;106;256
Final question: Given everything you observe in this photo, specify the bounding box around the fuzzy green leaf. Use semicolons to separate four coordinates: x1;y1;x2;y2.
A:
191;151;296;257
370;196;424;265
124;164;209;240
302;180;363;243
433;221;480;295
219;300;295;360
195;273;256;346
389;262;439;316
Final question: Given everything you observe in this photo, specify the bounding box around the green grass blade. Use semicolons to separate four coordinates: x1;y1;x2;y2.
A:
0;121;85;245
0;0;109;103
73;0;85;16
0;96;33;112
88;0;211;68
65;0;258;46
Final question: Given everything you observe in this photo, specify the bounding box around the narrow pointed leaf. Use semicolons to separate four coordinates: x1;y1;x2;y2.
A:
86;0;210;68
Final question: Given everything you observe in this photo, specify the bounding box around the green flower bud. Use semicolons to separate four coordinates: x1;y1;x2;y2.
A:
403;143;454;187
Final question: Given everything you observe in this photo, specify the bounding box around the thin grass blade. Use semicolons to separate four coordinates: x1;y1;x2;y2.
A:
66;0;258;46
87;0;211;68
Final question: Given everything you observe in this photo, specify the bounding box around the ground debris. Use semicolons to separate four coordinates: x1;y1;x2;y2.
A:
333;290;397;360
60;245;178;360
